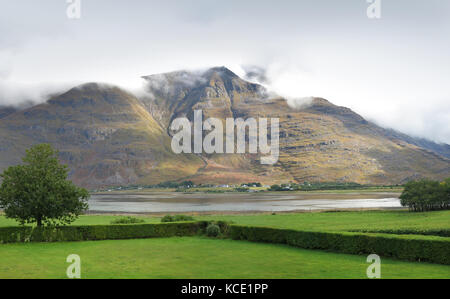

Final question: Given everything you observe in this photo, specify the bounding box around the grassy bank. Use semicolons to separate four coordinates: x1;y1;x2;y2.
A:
0;237;448;279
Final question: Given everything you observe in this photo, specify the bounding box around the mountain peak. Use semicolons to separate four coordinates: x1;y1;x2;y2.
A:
47;82;138;109
142;66;265;100
67;82;125;93
142;66;240;86
203;66;239;79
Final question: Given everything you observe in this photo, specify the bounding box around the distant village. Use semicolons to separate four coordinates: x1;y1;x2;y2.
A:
93;181;381;193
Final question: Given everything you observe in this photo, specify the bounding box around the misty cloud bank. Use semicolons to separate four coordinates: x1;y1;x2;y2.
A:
0;81;73;108
1;0;449;144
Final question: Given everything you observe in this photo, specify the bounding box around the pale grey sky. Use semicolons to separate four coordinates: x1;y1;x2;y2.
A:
0;0;449;143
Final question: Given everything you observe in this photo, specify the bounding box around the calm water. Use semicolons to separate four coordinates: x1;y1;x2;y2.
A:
88;192;402;213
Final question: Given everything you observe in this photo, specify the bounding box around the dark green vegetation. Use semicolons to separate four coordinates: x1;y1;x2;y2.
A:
230;225;449;265
0;144;89;227
1;237;449;279
0;222;204;243
400;179;450;212
155;181;194;189
206;223;221;237
160;215;195;223
352;228;450;238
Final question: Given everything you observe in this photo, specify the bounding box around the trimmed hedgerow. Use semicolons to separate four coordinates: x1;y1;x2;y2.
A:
350;229;450;238
0;222;206;244
228;225;450;265
2;221;448;265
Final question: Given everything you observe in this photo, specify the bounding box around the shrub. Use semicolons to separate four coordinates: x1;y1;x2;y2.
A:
110;216;145;225
161;215;174;222
229;225;450;265
161;215;194;223
268;184;282;191
206;224;220;237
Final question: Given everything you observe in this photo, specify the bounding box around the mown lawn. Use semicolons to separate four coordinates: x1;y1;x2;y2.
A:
201;210;450;232
1;210;448;233
0;237;448;279
0;214;161;227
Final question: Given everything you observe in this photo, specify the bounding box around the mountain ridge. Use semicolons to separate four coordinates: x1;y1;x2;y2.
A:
0;67;448;188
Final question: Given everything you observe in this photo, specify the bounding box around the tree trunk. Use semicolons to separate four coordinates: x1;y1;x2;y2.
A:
36;217;42;227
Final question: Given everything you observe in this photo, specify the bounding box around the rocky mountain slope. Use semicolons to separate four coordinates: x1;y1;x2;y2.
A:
141;67;450;185
0;83;203;188
0;67;448;188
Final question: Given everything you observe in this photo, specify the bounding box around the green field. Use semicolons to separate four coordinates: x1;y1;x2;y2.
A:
2;210;448;232
1;237;449;279
1;210;449;279
202;210;450;232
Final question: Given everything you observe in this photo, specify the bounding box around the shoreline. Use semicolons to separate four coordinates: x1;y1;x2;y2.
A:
84;206;407;217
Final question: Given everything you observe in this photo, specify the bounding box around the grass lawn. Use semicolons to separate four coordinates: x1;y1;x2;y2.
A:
200;210;450;232
2;210;448;233
0;237;449;279
0;214;161;227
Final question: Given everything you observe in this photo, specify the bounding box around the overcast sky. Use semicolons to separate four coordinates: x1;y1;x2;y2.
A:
1;0;449;143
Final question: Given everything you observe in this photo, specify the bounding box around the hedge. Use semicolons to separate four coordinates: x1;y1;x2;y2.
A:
2;221;448;265
0;221;208;244
350;229;450;238
229;225;450;265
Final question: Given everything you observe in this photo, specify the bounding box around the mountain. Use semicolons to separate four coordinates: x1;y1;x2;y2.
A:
140;67;268;128
0;106;17;119
0;67;448;188
0;83;203;188
141;67;450;185
381;129;450;159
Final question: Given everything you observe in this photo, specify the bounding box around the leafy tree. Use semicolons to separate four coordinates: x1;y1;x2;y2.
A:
443;178;450;205
268;184;281;191
400;179;448;212
0;144;89;226
234;187;249;192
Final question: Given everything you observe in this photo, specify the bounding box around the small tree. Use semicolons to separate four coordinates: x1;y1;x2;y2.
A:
0;144;89;227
